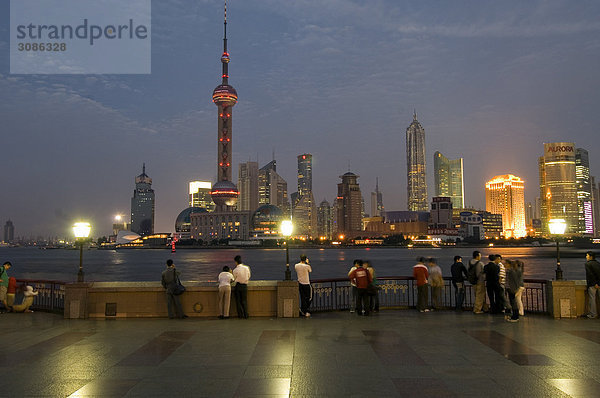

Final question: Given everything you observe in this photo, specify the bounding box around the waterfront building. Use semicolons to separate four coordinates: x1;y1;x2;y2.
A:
175;207;207;240
258;160;290;216
238;161;259;212
434;151;464;209
297;154;312;198
485;174;526;238
593;176;600;237
250;204;283;240
291;153;316;237
406;111;428;211
429;197;457;236
459;211;485;241
335;172;363;238
370;178;384;217
3;220;14;243
189;181;215;211
364;211;429;237
317;199;333;240
478;211;503;239
576;148;594;235
539;142;578;235
130;164;155;236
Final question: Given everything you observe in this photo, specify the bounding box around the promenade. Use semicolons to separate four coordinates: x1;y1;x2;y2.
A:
1;311;600;397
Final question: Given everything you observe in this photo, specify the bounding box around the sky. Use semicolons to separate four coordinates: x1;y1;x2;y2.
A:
1;0;600;238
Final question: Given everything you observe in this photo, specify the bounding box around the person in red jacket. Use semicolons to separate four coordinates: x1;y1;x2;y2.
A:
348;260;373;316
413;257;430;312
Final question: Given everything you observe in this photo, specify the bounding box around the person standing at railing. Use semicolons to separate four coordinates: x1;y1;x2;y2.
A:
348;260;372;316
233;255;251;319
161;259;187;319
295;254;313;318
584;251;600;319
217;266;235;319
514;260;525;317
469;251;488;314
348;259;362;313
427;258;443;311
504;260;521;322
0;261;12;313
365;261;379;313
451;256;468;312
413;257;429;313
484;255;502;314
497;254;510;315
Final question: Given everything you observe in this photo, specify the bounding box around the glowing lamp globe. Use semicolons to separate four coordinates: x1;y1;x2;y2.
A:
281;220;293;237
73;222;91;239
548;219;567;235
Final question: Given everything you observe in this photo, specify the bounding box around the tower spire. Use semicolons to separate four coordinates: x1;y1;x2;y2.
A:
221;1;229;85
142;163;146;175
413;109;417;121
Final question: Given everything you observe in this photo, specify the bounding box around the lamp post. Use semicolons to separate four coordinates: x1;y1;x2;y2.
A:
281;220;293;281
548;219;567;280
73;222;91;282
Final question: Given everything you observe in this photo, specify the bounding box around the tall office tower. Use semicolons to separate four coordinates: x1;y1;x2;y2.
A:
238;161;259;212
576;148;594;235
335;172;363;237
297;154;313;198
539;143;578;235
3;220;14;243
210;2;239;211
130;164;155;236
592;176;600;237
525;202;534;227
434;151;464;209
535;197;541;219
258;160;290;215
485;174;526;238
370;178;384;217
189;181;215;211
406;111;428;211
317;199;333;240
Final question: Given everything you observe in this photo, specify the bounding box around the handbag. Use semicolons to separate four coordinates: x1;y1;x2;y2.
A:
172;272;186;296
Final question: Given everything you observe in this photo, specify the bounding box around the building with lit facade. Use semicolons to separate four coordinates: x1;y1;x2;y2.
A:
592;176;600;237
370;178;384;217
297;154;312;198
429;197;457;236
238;161;259;212
459;211;485;240
434;151;464;209
3;220;14;243
250;204;283;240
363;211;428;237
291;154;316;237
189;181;215;211
130;164;155;236
485;174;526;238
478;211;503;239
406;111;428;211
317;199;333;240
576;148;594;235
175;207;207;240
539;142;578;235
335;172;363;238
258;160;289;216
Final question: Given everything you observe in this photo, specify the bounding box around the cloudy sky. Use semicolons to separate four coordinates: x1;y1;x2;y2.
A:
1;0;600;237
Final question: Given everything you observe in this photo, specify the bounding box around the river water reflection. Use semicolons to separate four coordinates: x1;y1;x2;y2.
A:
0;246;592;283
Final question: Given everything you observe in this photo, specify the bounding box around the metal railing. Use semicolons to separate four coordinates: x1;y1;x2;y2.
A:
14;279;66;313
311;277;548;314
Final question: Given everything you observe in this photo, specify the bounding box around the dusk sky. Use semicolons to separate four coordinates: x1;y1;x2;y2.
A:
1;0;600;238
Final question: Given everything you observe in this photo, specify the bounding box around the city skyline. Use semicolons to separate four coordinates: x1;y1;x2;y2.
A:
1;1;600;236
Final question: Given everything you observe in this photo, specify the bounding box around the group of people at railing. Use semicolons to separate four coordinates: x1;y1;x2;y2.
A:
0;261;39;313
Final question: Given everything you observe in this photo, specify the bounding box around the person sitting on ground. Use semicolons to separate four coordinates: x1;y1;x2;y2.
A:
12;285;38;313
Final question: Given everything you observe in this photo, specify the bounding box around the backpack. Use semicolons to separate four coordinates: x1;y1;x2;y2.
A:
467;261;478;285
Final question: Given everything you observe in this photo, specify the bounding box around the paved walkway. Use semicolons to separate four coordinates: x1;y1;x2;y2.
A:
1;311;600;397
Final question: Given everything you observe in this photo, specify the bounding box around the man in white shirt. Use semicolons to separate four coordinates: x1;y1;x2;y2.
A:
232;255;251;318
295;254;312;317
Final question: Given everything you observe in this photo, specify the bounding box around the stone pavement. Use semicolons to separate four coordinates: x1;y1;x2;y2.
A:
1;310;600;397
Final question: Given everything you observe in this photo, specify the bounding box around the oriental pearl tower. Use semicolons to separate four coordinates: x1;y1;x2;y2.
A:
211;1;239;211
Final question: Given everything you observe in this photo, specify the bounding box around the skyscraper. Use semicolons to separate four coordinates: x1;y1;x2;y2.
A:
131;164;155;236
297;154;312;198
406;111;428;211
291;153;316;237
576;148;594;235
189;181;215;211
317;199;333;240
592;176;600;237
335;172;363;237
370;178;384;217
210;2;239;210
238;161;259;212
539;142;578;235
258;160;290;215
434;151;464;209
485;174;526;238
3;220;14;243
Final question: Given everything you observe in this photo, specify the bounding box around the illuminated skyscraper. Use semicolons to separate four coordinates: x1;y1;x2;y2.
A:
485;174;526;238
131;164;155;236
370;178;384;217
406;111;428;211
189;181;215;211
297;154;312;198
258;160;290;215
3;220;14;243
539;142;578;235
291;153;316;237
335;172;363;237
576;148;594;235
238;161;259;212
434;151;464;209
317;199;333;240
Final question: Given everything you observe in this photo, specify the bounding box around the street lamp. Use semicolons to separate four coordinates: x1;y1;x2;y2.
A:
73;222;91;282
548;219;567;280
281;220;293;281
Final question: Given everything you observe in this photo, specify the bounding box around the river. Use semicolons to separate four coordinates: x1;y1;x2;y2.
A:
0;246;592;283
